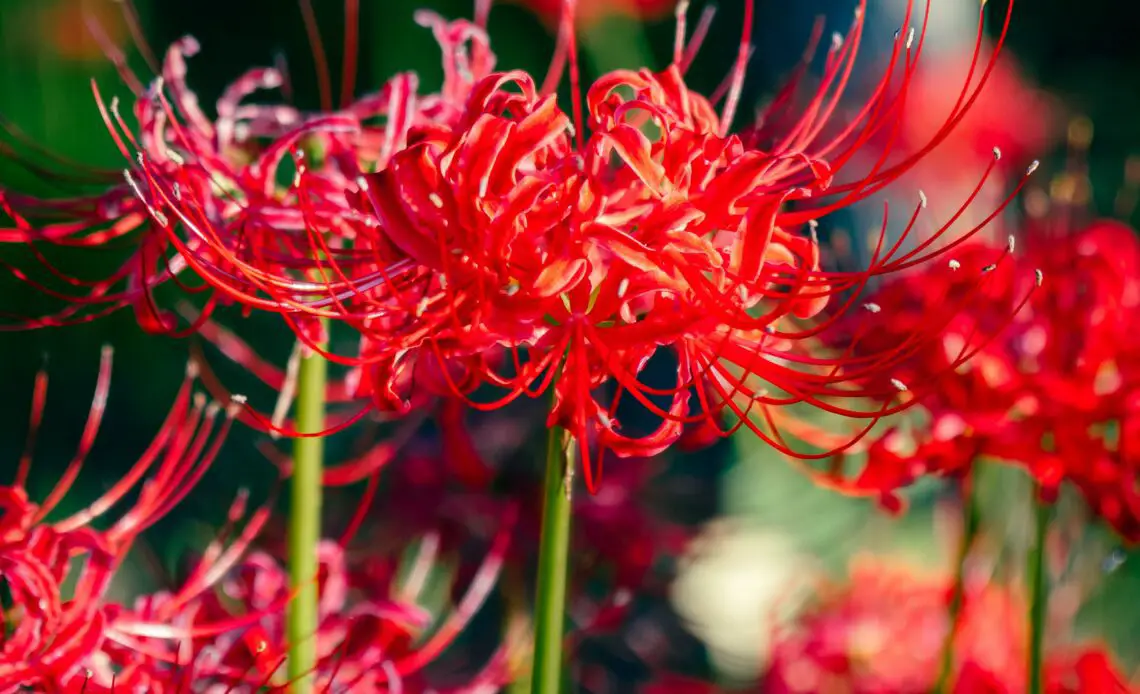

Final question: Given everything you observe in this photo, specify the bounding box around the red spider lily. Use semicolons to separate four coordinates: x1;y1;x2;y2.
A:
0;348;236;691
804;219;1140;537
0;7;494;339
342;0;1039;492
2;0;1037;491
73;515;518;692
761;559;1137;694
763;559;1024;694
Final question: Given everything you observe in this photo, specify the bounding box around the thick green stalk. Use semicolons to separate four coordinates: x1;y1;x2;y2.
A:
530;427;574;694
287;324;328;693
934;477;981;693
1027;496;1050;694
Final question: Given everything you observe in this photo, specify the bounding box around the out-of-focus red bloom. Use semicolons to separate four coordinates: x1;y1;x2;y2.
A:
762;559;1137;694
812;218;1140;538
41;0;129;63
763;559;1023;694
1045;648;1138;694
78;517;518;692
641;674;722;694
900;48;1058;182
514;0;675;26
2;1;1036;490
309;400;696;619
0;349;235;691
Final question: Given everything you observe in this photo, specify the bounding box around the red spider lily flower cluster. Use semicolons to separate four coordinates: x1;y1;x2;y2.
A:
340;0;1036;492
73;522;518;692
0;349;237;691
761;559;1136;694
1;0;1036;493
811;218;1140;538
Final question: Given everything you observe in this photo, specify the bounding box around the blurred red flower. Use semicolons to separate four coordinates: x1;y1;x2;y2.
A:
900;47;1058;182
85;527;517;692
513;0;676;26
813;218;1140;539
762;559;1136;694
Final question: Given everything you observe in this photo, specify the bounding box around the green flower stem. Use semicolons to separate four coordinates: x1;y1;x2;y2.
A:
934;477;981;693
1028;495;1050;694
286;322;328;693
530;427;574;694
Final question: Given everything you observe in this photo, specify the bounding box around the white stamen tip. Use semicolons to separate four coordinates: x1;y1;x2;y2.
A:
863;302;881;313
1035;268;1044;287
890;378;908;392
831;32;844;50
948;259;961;270
230;394;248;404
428;193;444;208
905;28;915;49
617;278;630;299
982;263;998;274
1006;235;1016;253
992;146;1002;160
918;190;928;209
1027;160;1040;175
355;175;370;191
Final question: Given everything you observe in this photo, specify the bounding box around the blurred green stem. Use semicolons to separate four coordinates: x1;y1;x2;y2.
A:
934;476;981;693
1027;495;1050;694
530;427;574;694
287;322;328;694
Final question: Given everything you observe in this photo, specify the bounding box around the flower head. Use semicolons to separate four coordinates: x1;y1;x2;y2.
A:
818;214;1140;535
75;510;518;692
763;558;1136;694
340;0;1037;491
0;349;234;691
